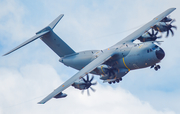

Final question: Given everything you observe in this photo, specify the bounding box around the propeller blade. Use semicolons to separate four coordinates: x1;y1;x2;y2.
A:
157;35;162;39
86;74;89;81
157;42;162;45
151;28;154;35
147;31;152;37
81;83;87;85
87;89;90;96
81;90;84;94
90;75;94;82
81;74;97;96
82;77;87;83
171;25;177;30
91;82;97;85
90;87;96;92
169;28;174;36
166;30;169;37
155;31;158;36
170;19;176;24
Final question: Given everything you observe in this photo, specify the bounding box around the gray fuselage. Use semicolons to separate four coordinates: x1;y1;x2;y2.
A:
59;42;165;79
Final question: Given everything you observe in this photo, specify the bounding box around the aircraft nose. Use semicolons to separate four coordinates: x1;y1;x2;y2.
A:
156;48;165;60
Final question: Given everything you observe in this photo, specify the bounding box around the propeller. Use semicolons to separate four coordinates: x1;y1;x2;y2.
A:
153;41;164;45
147;28;162;41
81;74;97;96
138;28;162;42
166;19;177;37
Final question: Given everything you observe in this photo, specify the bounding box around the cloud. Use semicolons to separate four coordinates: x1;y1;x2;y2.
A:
0;64;176;114
0;0;26;42
0;0;180;114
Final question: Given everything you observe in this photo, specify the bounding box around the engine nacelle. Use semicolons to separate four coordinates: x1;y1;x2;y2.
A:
160;16;172;22
137;28;162;42
153;22;167;32
72;80;86;90
96;65;109;75
153;20;177;37
96;65;118;80
72;74;97;90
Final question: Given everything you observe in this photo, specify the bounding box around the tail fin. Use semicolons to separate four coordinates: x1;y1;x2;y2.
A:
48;14;64;29
3;14;76;57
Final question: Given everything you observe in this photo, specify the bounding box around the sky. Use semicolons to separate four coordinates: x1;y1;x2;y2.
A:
0;0;180;114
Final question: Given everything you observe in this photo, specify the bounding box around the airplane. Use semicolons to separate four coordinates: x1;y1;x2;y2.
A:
3;8;176;104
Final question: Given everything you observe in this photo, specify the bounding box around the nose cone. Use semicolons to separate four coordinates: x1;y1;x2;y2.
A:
156;48;165;60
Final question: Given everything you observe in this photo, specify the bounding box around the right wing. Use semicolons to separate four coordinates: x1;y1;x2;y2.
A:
112;8;176;47
38;49;116;104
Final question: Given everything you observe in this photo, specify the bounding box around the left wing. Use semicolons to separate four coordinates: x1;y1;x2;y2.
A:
113;8;176;47
38;49;115;104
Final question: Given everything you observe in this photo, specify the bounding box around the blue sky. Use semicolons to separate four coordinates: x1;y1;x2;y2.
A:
0;0;180;114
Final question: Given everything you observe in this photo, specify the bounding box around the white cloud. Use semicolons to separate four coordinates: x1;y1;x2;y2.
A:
0;64;176;114
0;0;26;42
0;0;180;114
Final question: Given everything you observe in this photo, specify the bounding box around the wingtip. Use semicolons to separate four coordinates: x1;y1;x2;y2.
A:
48;14;64;30
37;102;45;104
170;7;176;10
2;53;8;56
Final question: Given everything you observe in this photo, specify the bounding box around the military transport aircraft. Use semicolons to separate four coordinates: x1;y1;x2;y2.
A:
3;8;177;104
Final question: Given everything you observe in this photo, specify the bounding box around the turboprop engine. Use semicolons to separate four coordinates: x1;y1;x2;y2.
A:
72;74;97;96
96;65;118;80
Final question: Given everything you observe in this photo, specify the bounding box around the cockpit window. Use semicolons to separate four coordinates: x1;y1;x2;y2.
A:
147;45;159;53
152;45;158;50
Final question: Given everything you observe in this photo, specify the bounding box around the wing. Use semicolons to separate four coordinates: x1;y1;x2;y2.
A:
113;8;176;47
38;49;115;104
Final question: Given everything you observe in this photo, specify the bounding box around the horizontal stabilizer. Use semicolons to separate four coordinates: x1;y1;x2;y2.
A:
3;14;65;56
3;30;49;56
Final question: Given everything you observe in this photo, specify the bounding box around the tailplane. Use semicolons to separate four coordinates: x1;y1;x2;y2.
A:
3;14;75;57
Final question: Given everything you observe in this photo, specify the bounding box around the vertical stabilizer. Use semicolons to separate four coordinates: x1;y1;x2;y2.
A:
40;14;76;57
41;31;75;57
49;14;64;29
